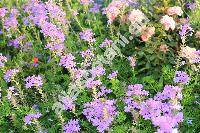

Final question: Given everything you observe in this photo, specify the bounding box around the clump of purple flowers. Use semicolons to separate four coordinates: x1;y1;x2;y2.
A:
45;42;65;56
186;2;197;10
45;1;67;25
63;119;80;133
100;38;113;48
179;24;193;37
0;53;7;67
173;71;190;85
79;29;96;43
124;84;184;132
4;69;19;82
91;65;105;78
40;21;65;43
83;98;117;132
128;56;136;68
4;16;18;30
23;0;47;26
98;86;112;97
25;112;42;125
107;71;118;79
62;97;75;111
85;78;102;89
25;75;43;89
8;35;25;48
80;49;94;59
80;0;94;6
0;7;7;18
89;3;101;13
59;53;76;69
124;84;149;112
127;84;149;96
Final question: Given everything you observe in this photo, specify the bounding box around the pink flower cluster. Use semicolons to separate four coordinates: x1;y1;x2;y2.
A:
128;9;146;24
167;6;183;16
160;15;176;31
140;26;155;41
180;46;200;64
103;0;128;24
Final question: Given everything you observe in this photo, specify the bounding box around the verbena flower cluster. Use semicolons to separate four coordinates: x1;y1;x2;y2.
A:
25;112;42;125
25;75;43;89
83;98;117;132
0;53;7;67
4;69;19;82
124;84;184;132
63;119;80;133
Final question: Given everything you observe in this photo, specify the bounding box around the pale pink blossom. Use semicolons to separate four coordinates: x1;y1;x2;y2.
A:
140;26;155;41
160;15;176;31
167;6;183;16
159;44;169;53
103;0;127;24
195;31;200;39
128;9;146;24
180;46;200;64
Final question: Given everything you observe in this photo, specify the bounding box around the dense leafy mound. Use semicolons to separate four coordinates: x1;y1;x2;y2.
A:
0;0;199;133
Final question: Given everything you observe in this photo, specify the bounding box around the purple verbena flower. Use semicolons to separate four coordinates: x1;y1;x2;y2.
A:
173;71;190;84
100;38;113;48
4;16;18;30
85;78;102;89
80;49;94;59
59;53;76;69
179;24;193;37
40;22;65;43
8;36;25;48
80;0;94;6
0;7;7;18
98;86;112;97
79;29;96;43
25;75;43;89
107;71;118;79
25;112;42;125
45;1;67;25
127;84;149;96
89;3;101;13
62;97;75;111
91;65;105;77
186;2;197;10
0;53;7;67
45;42;65;56
4;69;19;82
63;119;80;133
83;98;117;132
